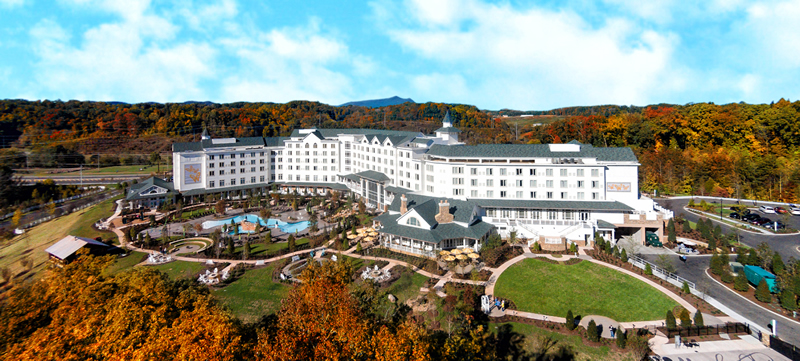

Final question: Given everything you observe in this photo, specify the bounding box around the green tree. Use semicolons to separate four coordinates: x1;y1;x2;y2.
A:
679;308;692;328
721;268;734;284
227;239;234;256
621;249;628;262
682;281;691;294
665;310;676;329
586;319;599;342
755;279;772;303
682;220;692;233
243;241;251;260
747;248;760;266
565;310;575;330
772;253;785;275
693;311;704;327
149;151;162;173
616;328;626;348
667;219;676;243
780;289;797;311
735;272;749;292
644;263;653;275
288;235;296;251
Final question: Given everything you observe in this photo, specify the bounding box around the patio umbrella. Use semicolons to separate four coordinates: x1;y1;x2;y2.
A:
449;249;461;255
444;256;456;262
468;253;480;259
462;247;474;254
456;254;468;260
366;227;375;232
368;232;378;237
439;250;451;256
347;234;357;239
364;237;374;242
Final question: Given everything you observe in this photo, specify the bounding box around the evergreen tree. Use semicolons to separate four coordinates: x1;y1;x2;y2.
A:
665;310;676;329
645;263;653;275
613;247;620;258
755;279;772;303
682;281;691;294
288;235;296;251
565;310;575;330
682;220;692;233
747;249;760;266
679;308;692;328
621;249;628;263
713;224;722;240
735;272;749;292
693;311;704;327
707;237;716;252
709;253;722;275
721;268;734;284
227;239;235;256
587;320;599;342
616;328;627;349
243;241;251;260
780;289;797;311
736;247;747;263
667;219;677;243
772;253;785;275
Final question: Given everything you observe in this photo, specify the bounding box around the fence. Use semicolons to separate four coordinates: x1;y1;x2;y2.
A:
1;187;105;220
662;322;750;338
628;255;696;290
20;191;121;229
770;336;800;361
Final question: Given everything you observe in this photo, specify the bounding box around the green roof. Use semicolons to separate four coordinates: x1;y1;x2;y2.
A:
289;128;420;139
597;219;617;229
474;199;634;211
126;177;177;201
181;183;269;196
173;136;288;152
279;182;349;191
384;186;408;194
434;126;461;133
387;194;477;224
376;212;493;245
341;174;361;183
426;143;637;162
354;170;390;182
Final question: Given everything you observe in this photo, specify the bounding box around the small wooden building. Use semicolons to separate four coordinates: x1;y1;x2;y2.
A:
45;235;112;266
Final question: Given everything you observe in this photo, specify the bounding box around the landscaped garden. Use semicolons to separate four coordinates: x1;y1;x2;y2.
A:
212;264;291;323
494;258;678;322
149;260;208;280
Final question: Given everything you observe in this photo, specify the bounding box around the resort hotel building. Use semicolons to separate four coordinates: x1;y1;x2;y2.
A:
159;112;672;257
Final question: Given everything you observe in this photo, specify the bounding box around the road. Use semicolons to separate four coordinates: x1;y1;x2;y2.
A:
650;197;800;347
20;174;146;185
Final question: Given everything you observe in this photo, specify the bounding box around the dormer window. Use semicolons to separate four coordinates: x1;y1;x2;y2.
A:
407;217;419;226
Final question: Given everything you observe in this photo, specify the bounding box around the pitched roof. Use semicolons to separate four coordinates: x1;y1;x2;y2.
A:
597;219;617;229
45;235;109;260
354;170;390;182
173;136;289;152
289;128;420;139
126;177;177;201
434;126;462;133
473;199;634;211
376;213;493;244
425;143;637;162
388;194;476;224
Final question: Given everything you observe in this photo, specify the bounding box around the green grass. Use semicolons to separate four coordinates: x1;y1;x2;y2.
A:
493;322;623;360
212;264;291;323
495;258;678;322
386;270;428;303
103;251;148;276
0;195;120;280
149;260;207;280
24;164;173;177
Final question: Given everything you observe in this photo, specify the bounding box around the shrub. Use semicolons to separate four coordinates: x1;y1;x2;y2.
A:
569;243;578;253
772;253;785;275
620;249;628;263
755;279;771;303
682;220;692;233
565;310;575;330
780;289;797;311
667;219;677;243
693;311;704;327
747;249;760;266
587;320;599;342
644;264;653;275
665;310;676;329
721;269;734;284
616;329;627;349
531;242;542;252
682;281;690;294
734;272;749;292
679;308;692;328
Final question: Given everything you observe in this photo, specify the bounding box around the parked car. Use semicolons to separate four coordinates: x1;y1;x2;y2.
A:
790;207;800;216
773;221;786;230
729;212;741;220
755;217;773;226
743;213;761;222
775;207;788;214
759;205;776;214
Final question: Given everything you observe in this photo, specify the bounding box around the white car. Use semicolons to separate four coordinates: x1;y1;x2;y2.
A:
791;207;800;216
759;205;776;214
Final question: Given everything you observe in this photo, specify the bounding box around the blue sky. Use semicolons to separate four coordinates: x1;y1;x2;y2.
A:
1;0;799;110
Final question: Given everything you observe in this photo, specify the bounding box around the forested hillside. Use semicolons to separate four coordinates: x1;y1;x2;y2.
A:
1;98;799;202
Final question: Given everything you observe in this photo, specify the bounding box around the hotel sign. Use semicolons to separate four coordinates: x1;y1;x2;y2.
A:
606;182;631;192
184;164;202;185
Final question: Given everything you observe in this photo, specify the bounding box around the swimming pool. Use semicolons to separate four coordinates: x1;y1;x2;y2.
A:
202;214;311;234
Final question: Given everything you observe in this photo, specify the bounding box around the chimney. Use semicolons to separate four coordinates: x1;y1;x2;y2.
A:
400;194;407;214
435;199;454;223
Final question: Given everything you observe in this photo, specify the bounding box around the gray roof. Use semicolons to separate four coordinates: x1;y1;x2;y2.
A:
384;186;408;194
387;194;477;224
434;126;462;133
341;174;361;183
181;183;269;196
173;136;289;152
376;212;493;244
354;170;390;183
289;128;420;139
45;235;109;260
279;182;349;191
425;142;637;162
474;199;634;211
126;177;177;201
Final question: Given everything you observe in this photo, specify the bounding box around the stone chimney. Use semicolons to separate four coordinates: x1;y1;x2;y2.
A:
435;200;454;223
400;194;408;214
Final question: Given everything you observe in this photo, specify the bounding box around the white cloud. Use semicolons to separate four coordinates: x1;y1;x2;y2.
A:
744;0;800;68
0;0;24;7
379;0;679;108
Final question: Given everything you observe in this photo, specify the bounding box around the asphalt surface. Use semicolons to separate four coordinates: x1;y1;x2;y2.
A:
649;197;800;348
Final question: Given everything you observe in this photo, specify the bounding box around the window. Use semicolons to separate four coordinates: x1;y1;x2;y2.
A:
530;191;537;198
579;211;589;220
454;189;464;196
260;176;265;182
453;177;463;185
500;191;507;198
591;169;599;177
577;169;584;177
529;169;536;176
531;210;541;220
470;168;477;175
563;210;575;220
426;175;434;182
426;185;434;192
251;177;256;183
546;168;553;176
530;180;537;187
500;180;507;187
516;180;523;187
577;192;585;200
209;181;215;187
546;180;553;188
546;191;553;199
592;192;599;200
471;179;478;186
452;166;463;174
230;179;236;185
577;181;584;188
592;181;600;188
516;191;523;198
499;168;507;176
560;169;567;176
230;161;235;167
487;168;493;176
547;210;557;220
231;154;236;159
219;170;225;175
241;177;245;184
486;190;493;198
471;190;478;197
426;164;433;171
516;168;523;175
209;163;214;168
486;179;494;187
560;180;568;188
561;192;567;199
219;180;225;186
209;171;215;176
219;162;224;167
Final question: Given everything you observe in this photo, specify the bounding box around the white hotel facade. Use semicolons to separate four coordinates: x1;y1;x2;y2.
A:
172;113;672;257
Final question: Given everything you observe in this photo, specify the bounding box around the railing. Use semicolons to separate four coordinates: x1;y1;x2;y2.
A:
654;203;674;218
629;255;696;290
22;191;121;230
383;241;435;259
1;187;106;220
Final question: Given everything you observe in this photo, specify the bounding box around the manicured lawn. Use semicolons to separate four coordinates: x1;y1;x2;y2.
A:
212;264;291;323
493;322;624;360
494;258;678;322
386;270;428;303
0;196;120;281
240;237;310;255
103;251;148;276
149;260;206;280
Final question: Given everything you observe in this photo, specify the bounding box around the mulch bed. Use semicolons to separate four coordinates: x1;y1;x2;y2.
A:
707;269;800;322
